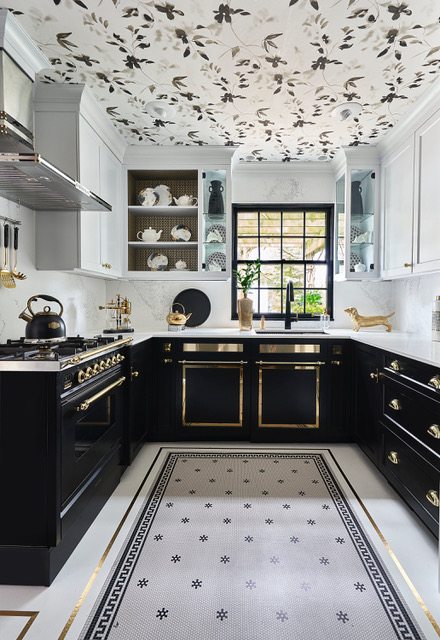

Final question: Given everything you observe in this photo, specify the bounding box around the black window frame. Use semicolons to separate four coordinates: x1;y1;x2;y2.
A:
231;203;334;321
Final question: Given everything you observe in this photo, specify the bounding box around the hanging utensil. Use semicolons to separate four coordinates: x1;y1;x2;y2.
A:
12;226;26;280
0;223;16;288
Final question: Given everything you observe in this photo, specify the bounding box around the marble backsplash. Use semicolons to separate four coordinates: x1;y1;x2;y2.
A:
0;199;106;341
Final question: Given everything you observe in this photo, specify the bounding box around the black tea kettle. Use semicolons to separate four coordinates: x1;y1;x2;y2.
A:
19;294;66;343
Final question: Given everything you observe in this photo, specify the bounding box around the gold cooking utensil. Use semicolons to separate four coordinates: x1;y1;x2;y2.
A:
12;226;26;280
0;223;16;288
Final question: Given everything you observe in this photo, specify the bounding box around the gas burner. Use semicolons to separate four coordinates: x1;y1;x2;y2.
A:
0;335;124;362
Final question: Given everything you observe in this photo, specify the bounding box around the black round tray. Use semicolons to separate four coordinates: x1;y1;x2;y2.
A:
173;289;211;327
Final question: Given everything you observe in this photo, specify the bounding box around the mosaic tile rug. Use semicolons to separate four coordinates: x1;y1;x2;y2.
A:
78;450;432;639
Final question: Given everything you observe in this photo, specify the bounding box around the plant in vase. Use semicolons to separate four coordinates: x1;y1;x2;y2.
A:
233;260;261;330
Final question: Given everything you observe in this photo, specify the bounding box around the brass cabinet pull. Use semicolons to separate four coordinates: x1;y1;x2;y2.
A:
370;370;380;382
162;358;173;364
427;424;440;439
255;360;325;366
131;368;139;381
388;451;399;465
331;360;342;366
428;374;440;390
75;376;126;411
426;490;439;507
178;360;248;365
404;263;411;268
390;360;401;371
163;343;172;352
388;398;402;411
102;263;112;269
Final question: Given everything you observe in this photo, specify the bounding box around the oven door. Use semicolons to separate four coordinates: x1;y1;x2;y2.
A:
60;368;126;506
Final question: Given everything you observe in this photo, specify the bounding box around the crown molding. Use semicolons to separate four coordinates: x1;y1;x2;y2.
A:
123;144;237;167
0;9;50;80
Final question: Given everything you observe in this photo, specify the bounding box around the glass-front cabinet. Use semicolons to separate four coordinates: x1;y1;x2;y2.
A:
334;147;380;280
124;148;234;279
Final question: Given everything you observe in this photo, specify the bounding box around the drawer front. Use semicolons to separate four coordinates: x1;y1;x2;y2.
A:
383;380;440;460
384;354;440;396
382;428;440;525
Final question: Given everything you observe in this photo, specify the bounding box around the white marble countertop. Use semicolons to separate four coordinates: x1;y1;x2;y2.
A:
127;327;440;369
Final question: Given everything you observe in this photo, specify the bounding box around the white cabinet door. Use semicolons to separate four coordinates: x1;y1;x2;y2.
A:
100;145;122;276
414;109;440;273
79;116;102;273
381;137;414;278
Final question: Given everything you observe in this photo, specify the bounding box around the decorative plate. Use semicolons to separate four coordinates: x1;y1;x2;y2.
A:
206;251;226;271
147;252;168;270
153;184;173;206
206;223;226;243
138;188;158;207
171;224;191;242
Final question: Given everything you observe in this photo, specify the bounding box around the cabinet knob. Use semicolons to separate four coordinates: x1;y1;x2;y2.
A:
131;368;139;381
388;398;402;411
331;360;343;366
162;358;173;364
388;451;399;465
426;490;439;507
370;370;380;382
427;424;440;439
102;263;112;269
428;374;440;390
404;263;411;268
389;360;401;371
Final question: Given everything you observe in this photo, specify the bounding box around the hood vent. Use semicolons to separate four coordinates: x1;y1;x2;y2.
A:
0;153;111;211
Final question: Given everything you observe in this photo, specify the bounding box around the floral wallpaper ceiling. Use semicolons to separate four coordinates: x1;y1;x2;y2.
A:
4;0;440;161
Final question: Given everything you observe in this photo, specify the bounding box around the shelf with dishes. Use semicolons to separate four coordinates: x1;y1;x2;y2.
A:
128;205;198;217
129;241;198;249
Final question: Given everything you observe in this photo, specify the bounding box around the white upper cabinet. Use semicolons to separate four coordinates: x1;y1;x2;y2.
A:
380;103;440;278
334;147;380;280
413;108;440;274
381;137;414;278
33;84;124;277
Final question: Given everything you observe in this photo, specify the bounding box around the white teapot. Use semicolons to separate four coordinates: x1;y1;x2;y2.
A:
173;194;198;207
137;227;163;242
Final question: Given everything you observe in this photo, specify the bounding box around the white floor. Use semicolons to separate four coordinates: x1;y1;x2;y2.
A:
1;442;439;640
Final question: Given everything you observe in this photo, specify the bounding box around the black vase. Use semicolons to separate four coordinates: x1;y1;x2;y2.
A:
351;181;363;216
208;180;224;216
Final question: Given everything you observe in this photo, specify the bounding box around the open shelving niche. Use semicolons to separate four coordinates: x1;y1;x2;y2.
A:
126;167;229;279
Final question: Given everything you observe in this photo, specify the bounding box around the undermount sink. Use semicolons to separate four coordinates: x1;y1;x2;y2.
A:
255;329;328;335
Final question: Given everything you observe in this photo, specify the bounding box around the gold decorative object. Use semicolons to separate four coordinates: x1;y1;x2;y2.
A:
238;294;253;331
99;294;133;332
344;307;394;332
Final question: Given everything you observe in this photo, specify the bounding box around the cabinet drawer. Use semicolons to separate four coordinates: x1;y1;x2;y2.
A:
384;354;440;396
381;427;439;529
383;380;440;460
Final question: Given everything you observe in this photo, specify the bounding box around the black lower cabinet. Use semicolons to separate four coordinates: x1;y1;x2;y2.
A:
174;340;251;440
123;340;151;464
379;424;439;537
353;343;381;465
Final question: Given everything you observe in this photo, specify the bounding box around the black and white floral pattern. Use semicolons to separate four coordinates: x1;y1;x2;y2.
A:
5;0;440;161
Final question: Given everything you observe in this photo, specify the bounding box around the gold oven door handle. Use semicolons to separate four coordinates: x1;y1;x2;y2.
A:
76;376;126;411
426;490;439;507
387;451;399;465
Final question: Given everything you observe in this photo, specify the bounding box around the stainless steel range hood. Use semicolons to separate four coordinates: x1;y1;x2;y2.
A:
0;153;111;211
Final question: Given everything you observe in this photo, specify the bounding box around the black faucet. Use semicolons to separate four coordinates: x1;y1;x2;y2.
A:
285;279;296;329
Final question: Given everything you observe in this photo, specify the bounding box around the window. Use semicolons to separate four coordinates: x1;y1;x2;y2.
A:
232;204;334;319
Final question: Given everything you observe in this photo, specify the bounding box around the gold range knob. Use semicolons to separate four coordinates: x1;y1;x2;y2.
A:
99;360;106;372
116;353;125;363
426;490;439;507
111;355;117;366
105;358;112;369
93;363;100;376
77;369;87;383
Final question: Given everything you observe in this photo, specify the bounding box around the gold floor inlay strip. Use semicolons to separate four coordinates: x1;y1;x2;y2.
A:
0;610;38;640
